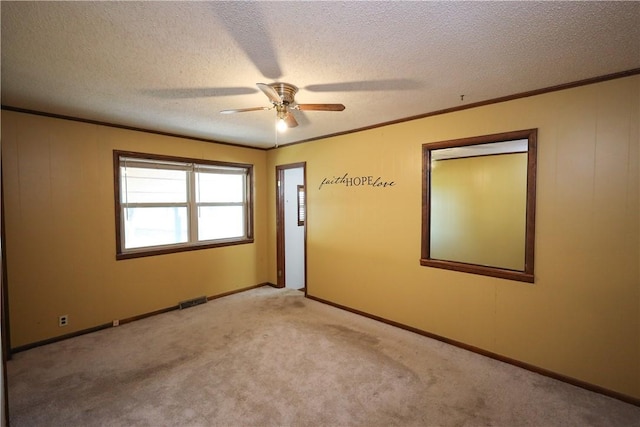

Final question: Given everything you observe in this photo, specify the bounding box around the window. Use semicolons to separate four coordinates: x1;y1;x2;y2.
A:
297;185;305;226
114;151;253;259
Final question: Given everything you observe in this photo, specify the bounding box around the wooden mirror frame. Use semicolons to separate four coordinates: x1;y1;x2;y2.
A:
421;129;537;283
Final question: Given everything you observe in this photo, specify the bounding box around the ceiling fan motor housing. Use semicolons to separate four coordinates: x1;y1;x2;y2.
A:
269;82;298;105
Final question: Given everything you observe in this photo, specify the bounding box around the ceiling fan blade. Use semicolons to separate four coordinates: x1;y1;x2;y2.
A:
295;104;346;111
220;106;269;114
257;83;282;104
284;113;298;128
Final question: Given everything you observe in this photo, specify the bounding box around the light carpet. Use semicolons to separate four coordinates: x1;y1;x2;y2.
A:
7;286;640;426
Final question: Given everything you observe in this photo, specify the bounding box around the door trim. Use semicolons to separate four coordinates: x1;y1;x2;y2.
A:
2;157;11;425
275;162;307;292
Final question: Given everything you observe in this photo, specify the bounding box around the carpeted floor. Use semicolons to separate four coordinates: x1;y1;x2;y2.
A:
7;286;640;426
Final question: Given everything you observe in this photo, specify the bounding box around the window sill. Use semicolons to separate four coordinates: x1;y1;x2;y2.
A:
420;258;534;283
116;238;254;260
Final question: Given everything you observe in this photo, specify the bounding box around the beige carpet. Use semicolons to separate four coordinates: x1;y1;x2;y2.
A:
7;286;640;426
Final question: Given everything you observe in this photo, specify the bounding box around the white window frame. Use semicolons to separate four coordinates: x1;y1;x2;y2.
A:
114;151;254;259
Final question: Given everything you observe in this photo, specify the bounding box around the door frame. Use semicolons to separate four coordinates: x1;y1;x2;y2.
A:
276;162;307;292
2;158;11;425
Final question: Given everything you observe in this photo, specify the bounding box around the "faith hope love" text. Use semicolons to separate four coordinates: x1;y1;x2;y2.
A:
319;173;395;190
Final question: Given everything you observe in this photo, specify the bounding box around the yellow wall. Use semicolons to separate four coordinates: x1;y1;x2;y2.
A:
431;153;527;270
267;75;640;398
2;111;268;347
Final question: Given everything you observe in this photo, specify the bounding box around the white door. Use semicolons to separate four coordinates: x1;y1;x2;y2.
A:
283;167;305;289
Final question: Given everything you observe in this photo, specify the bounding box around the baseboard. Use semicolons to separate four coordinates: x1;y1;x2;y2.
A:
11;283;269;354
206;283;267;302
267;282;284;289
11;323;113;354
305;293;640;408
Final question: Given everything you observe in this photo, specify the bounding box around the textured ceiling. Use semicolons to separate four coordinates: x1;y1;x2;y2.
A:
2;1;639;149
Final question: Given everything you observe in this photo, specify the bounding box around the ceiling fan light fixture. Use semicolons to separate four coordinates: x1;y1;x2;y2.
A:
276;117;288;132
276;107;289;132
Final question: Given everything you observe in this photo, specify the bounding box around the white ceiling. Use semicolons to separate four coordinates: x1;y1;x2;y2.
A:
2;1;639;149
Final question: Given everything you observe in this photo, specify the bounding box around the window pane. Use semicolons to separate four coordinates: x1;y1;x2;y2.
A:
197;206;244;241
196;173;244;203
297;185;305;225
124;207;188;249
121;167;187;203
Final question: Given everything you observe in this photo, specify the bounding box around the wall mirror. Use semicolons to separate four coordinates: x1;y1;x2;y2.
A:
421;129;537;283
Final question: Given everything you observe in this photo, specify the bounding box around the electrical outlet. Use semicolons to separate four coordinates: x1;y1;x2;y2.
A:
58;315;68;327
112;320;119;327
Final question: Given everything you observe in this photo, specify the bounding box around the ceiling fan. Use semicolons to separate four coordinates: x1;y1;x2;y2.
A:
220;82;345;131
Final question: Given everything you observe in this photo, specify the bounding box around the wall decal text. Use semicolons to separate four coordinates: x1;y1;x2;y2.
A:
319;173;395;190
